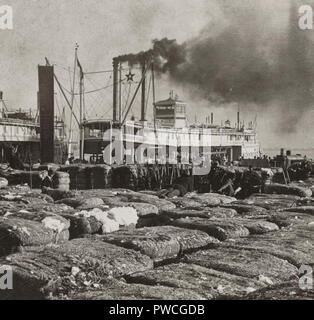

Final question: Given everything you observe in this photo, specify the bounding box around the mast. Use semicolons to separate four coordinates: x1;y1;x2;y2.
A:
152;62;156;128
74;47;85;161
68;44;78;158
141;58;146;121
237;103;240;131
119;62;122;123
79;64;84;160
112;58;119;122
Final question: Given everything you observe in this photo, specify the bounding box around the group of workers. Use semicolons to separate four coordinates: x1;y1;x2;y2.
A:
207;162;268;198
38;156;268;199
288;160;312;181
5;140;313;202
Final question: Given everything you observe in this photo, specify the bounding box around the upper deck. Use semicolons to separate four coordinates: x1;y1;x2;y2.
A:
0;117;40;142
82;94;260;160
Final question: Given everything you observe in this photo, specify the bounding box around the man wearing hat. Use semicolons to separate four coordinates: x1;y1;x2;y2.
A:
40;169;57;192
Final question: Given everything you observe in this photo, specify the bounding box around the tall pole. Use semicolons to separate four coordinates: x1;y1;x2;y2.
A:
62;106;66;138
237;103;240;131
76;49;84;161
82;79;86;160
152;62;156;128
68;44;78;158
79;70;84;160
141;59;146;121
119;62;122;123
113;58;119;122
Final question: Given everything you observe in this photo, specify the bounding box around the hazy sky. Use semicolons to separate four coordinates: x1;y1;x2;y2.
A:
0;0;212;106
1;0;314;150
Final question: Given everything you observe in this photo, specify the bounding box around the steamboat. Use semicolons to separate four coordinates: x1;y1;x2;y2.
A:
1;48;261;167
82;56;261;166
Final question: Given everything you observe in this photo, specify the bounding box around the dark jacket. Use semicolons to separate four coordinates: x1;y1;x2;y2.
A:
41;175;55;190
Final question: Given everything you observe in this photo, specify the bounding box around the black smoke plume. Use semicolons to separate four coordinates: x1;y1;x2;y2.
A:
117;0;314;132
115;38;186;70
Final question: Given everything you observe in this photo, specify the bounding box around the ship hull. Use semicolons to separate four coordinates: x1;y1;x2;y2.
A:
83;121;260;165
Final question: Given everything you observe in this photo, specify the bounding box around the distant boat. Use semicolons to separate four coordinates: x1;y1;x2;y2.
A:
0;91;66;164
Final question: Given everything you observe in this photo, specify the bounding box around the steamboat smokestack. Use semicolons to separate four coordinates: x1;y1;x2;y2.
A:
237;111;240;130
113;58;119;122
38;65;54;163
141;58;146;121
211;112;214;125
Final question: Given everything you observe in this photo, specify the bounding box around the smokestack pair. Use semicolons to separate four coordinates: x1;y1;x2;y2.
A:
112;57;147;123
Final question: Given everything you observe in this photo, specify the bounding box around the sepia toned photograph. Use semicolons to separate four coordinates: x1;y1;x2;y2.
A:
0;0;313;305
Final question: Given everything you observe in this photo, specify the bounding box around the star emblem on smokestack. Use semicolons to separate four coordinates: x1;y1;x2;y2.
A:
126;70;135;82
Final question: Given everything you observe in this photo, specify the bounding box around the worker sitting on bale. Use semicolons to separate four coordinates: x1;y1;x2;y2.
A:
165;184;187;198
239;166;263;198
261;168;273;193
40;169;57;192
159;173;194;198
7;145;25;170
